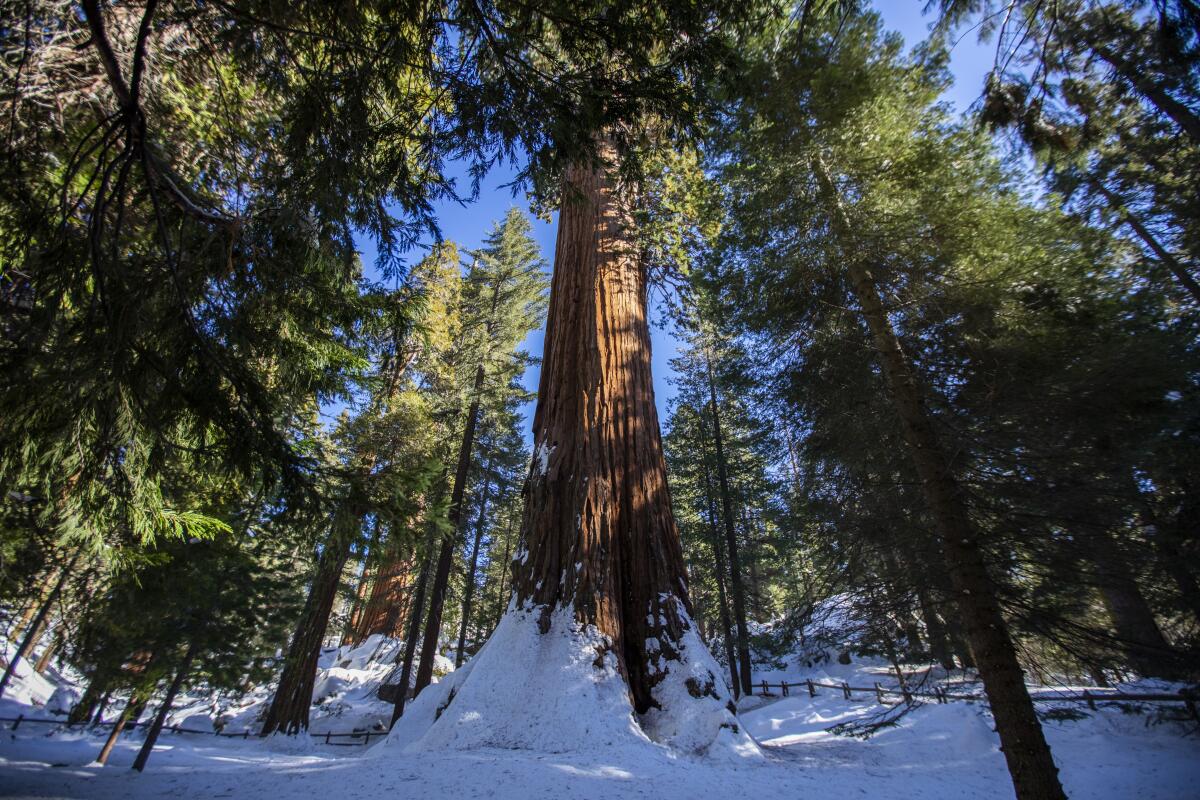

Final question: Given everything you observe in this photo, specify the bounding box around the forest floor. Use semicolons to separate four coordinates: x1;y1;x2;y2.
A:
2;640;1198;800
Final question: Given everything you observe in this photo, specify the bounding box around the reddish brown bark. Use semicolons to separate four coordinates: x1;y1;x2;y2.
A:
389;526;436;724
512;140;696;714
354;548;419;642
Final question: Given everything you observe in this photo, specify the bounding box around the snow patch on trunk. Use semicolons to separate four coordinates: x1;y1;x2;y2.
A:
639;603;761;759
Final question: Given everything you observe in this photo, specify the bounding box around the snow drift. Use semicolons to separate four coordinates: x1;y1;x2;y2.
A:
383;603;760;758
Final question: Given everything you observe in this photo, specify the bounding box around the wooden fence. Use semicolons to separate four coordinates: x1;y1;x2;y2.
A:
3;682;1196;749
752;679;1200;719
0;714;386;747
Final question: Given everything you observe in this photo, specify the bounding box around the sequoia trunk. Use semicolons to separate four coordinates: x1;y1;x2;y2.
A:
511;140;698;715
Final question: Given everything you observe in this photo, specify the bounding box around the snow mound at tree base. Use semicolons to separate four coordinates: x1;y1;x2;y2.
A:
381;605;761;759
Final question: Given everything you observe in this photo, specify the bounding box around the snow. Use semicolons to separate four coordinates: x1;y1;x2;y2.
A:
386;605;657;753
533;442;554;475
2;601;1198;799
2;685;1197;799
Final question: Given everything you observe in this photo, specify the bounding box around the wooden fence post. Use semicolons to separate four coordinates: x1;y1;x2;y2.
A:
781;681;789;697
1083;690;1095;711
761;680;768;696
807;679;815;697
874;682;884;704
842;682;851;700
12;714;22;731
324;731;331;745
1181;690;1198;723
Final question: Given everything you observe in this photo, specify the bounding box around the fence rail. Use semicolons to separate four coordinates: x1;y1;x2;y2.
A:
751;679;1200;718
4;682;1196;748
0;715;386;747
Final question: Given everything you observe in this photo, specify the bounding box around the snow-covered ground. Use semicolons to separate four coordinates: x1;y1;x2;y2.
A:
2;605;1197;799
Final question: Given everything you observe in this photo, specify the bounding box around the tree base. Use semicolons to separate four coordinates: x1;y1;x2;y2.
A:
383;604;760;758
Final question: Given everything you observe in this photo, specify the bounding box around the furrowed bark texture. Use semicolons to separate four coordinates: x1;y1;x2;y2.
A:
354;549;418;642
815;158;1065;800
512;142;694;715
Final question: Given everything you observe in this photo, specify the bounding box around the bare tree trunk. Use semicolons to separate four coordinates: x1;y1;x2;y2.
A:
132;643;196;772
390;523;437;725
1084;530;1177;677
698;429;741;698
33;631;61;674
0;551;79;699
260;509;360;735
96;685;151;766
491;531;512;633
704;350;754;697
354;540;418;642
414;363;486;696
456;468;496;667
70;673;110;725
343;521;381;645
916;587;957;671
91;690;113;726
815;157;1065;800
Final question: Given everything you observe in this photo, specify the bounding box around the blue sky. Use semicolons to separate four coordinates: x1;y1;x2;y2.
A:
346;2;996;439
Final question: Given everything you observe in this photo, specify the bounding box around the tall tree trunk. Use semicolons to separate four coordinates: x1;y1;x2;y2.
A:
343;520;381;645
353;534;418;643
91;690;113;726
456;468;496;667
702;459;740;698
33;631;61;674
916;586;957;671
96;683;151;766
511;139;704;717
0;551;79;699
413;363;486;696
70;673;110;725
389;523;437;725
132;643;196;772
260;508;360;736
1084;529;1177;677
491;531;512;633
814;157;1065;800
704;350;754;696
